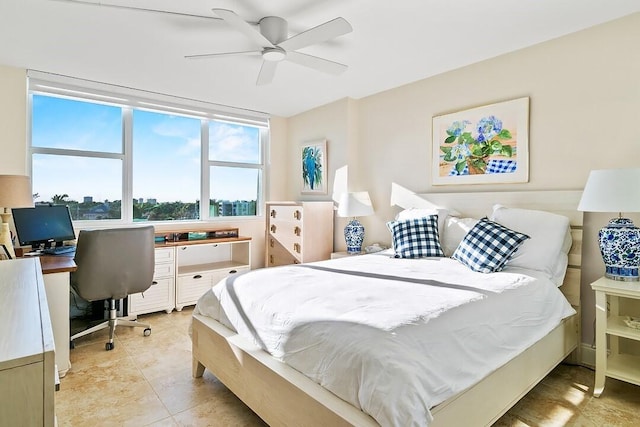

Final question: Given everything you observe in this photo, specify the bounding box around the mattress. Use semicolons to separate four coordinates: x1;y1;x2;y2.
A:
194;251;575;427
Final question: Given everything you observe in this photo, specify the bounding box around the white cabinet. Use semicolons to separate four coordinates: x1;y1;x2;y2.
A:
0;259;56;427
128;247;175;316
127;238;251;315
266;201;334;267
591;277;640;397
176;240;251;311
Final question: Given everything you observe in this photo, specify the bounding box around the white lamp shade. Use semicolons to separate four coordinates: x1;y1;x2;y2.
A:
337;192;374;218
577;168;640;213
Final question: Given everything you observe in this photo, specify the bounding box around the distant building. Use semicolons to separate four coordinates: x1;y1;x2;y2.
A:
217;200;255;216
82;203;110;220
83;196;93;203
147;198;157;205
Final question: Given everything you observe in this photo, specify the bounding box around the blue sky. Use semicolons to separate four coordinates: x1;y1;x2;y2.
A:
31;95;261;203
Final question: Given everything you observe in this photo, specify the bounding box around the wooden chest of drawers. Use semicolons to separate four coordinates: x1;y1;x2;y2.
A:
265;201;334;267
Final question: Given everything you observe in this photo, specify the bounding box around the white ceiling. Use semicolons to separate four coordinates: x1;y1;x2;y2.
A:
1;0;638;117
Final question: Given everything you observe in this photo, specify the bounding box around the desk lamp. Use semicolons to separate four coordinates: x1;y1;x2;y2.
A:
337;191;374;254
578;168;640;281
0;175;33;260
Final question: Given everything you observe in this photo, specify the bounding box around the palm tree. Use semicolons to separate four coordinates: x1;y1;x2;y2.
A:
51;194;69;204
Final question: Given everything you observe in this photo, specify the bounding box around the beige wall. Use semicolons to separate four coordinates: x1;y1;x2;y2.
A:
284;13;640;350
0;64;27;174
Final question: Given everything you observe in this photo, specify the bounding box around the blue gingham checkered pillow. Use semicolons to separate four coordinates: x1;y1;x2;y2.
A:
387;215;444;258
452;217;529;273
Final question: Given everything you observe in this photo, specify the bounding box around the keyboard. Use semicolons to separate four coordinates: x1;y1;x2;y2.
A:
43;246;76;255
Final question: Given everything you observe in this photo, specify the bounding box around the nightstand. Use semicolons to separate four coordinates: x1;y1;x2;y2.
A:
591;276;640;397
330;251;363;259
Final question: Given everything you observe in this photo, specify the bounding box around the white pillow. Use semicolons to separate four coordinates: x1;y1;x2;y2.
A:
396;208;448;241
490;204;571;283
442;216;479;257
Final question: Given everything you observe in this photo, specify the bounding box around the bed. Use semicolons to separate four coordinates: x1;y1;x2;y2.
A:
191;190;582;426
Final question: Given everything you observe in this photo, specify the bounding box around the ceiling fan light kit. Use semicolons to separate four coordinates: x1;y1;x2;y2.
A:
184;8;353;85
262;47;287;62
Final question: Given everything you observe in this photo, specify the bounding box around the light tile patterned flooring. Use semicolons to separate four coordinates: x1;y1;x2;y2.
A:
57;308;640;426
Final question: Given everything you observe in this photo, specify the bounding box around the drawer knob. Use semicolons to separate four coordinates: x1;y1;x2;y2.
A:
270;209;276;218
293;243;301;253
152;281;158;286
294;226;301;236
270;224;277;233
269;255;274;264
270;239;274;248
229;269;237;274
293;210;301;220
193;274;203;279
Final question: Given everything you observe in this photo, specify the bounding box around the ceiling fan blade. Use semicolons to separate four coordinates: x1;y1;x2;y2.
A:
52;0;218;20
278;17;352;51
256;61;278;85
185;50;261;60
212;8;274;48
286;51;348;75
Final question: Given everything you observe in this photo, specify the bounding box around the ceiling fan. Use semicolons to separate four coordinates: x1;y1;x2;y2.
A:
186;9;353;85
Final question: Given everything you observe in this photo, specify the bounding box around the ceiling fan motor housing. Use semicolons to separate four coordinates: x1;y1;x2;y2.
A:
259;16;288;45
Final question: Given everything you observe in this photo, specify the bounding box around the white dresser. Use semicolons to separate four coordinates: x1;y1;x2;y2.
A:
265;201;334;267
0;258;56;427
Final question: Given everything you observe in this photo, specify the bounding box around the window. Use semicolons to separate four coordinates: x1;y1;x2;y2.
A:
208;121;262;217
28;77;268;223
132;109;201;221
31;95;124;220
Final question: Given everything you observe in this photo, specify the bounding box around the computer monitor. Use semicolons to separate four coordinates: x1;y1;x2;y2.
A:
12;205;76;249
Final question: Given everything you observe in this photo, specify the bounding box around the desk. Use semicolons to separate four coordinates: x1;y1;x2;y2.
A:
40;255;76;378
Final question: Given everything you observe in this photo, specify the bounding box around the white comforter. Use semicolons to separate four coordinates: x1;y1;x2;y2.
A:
194;251;575;427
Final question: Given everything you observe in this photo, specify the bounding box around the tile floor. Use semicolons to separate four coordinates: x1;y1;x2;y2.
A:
56;308;640;426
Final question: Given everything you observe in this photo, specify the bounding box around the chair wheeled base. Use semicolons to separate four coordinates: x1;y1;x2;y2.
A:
70;298;151;351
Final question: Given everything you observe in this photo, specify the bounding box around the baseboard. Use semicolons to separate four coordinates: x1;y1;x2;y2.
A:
580;343;595;368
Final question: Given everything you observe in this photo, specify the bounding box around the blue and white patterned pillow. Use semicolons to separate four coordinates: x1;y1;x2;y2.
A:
452;217;529;273
387;215;444;258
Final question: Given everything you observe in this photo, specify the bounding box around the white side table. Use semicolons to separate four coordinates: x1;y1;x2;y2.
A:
591;276;640;397
330;251;363;259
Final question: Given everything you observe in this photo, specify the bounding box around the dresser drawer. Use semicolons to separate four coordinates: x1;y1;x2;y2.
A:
267;242;301;266
268;205;303;222
154;261;175;279
176;272;215;308
128;276;174;315
155;247;175;263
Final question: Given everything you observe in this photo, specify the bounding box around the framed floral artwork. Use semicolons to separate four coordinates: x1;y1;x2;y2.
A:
432;97;529;185
301;139;327;194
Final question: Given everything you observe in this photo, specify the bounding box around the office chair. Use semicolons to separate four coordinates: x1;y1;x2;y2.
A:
70;226;155;351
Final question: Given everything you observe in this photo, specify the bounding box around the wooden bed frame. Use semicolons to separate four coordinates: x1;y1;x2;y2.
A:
192;190;583;426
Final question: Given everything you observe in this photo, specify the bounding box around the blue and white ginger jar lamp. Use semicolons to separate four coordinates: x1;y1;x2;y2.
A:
337;192;375;254
578;168;640;281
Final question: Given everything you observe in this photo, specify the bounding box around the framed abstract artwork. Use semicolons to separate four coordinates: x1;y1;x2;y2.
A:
432;97;529;185
301;139;327;194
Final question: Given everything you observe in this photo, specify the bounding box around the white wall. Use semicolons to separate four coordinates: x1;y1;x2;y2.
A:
0;64;27;174
285;13;640;348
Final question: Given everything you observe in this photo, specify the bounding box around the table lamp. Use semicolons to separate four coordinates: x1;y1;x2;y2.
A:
0;175;33;260
577;168;640;281
337;191;374;254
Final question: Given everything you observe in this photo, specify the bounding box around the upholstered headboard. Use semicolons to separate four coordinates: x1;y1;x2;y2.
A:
390;186;583;309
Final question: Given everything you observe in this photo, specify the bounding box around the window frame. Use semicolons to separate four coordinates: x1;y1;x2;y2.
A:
27;73;269;227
